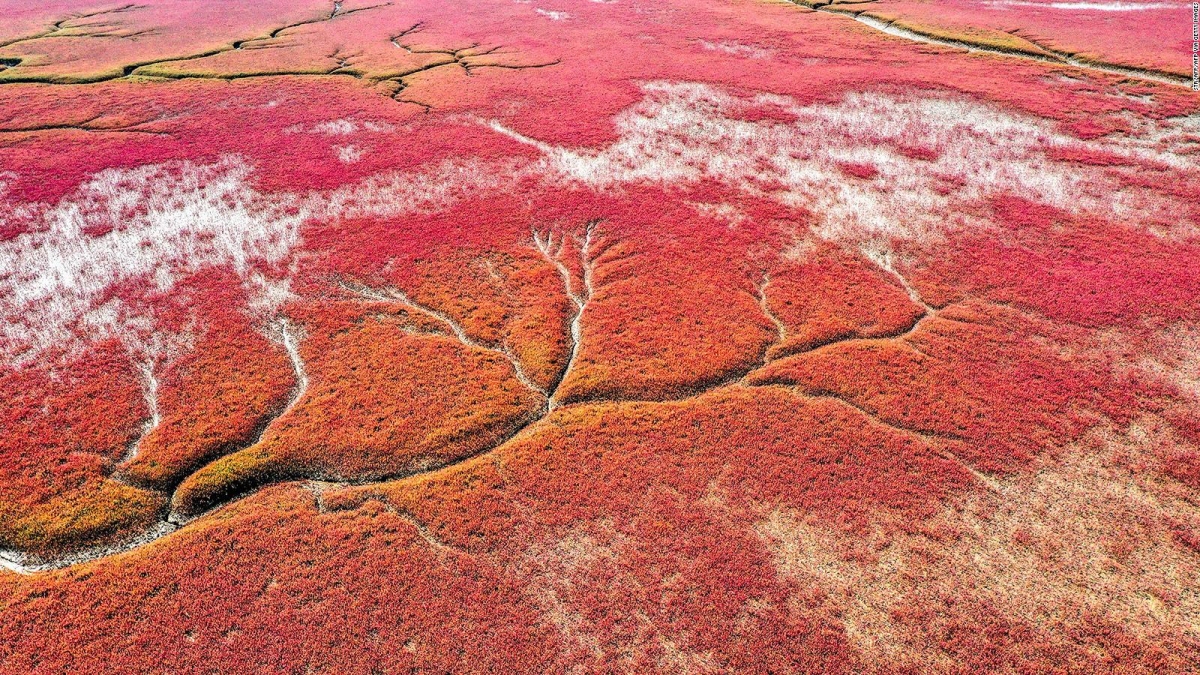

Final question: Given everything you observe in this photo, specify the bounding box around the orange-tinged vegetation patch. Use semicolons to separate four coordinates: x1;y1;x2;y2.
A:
171;299;544;516
0;342;165;554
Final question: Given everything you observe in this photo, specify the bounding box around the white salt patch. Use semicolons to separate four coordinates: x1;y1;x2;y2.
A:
0;155;508;364
535;8;570;20
488;81;1196;244
691;202;749;227
244;271;295;318
0;157;304;362
335;144;364;163
311;119;358;135
319;158;510;222
697;39;772;59
285;119;395;136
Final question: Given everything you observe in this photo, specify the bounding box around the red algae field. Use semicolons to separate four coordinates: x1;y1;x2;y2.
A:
1;0;1199;671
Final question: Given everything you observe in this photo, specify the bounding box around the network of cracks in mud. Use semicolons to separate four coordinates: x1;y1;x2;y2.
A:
0;2;561;118
786;0;1189;87
0;218;1009;573
0;0;1182;143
